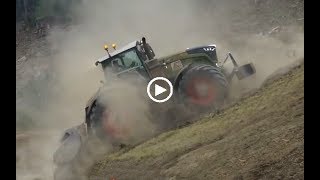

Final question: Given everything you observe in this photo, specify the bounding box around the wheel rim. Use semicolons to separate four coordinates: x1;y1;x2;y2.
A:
185;77;216;106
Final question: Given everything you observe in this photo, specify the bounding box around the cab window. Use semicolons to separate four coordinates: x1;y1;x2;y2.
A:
102;48;147;75
120;50;142;68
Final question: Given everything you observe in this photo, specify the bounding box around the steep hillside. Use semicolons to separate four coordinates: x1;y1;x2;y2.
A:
90;62;304;180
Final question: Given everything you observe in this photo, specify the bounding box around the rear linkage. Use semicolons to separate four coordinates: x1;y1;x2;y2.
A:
220;52;256;82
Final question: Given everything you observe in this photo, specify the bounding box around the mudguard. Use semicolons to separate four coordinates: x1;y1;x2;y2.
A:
53;126;83;165
85;89;100;115
173;63;194;90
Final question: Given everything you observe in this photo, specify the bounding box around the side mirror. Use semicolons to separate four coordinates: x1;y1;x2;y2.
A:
142;37;146;43
95;61;100;66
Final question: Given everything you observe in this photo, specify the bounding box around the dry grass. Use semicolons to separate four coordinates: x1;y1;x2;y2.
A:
89;63;304;180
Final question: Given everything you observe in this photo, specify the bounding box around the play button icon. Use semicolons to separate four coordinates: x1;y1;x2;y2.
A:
155;84;167;96
147;77;173;103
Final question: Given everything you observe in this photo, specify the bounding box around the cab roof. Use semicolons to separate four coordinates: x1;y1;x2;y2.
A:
96;40;140;63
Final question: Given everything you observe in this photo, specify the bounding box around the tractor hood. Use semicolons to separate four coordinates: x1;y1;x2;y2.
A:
157;51;186;62
156;44;218;64
186;44;217;61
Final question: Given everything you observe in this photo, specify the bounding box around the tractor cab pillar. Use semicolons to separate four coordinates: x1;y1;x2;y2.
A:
141;37;155;60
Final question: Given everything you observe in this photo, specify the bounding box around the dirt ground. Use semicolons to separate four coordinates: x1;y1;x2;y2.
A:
89;62;304;180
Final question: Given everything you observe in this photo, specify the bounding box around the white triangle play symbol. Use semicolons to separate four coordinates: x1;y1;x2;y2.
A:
155;84;167;96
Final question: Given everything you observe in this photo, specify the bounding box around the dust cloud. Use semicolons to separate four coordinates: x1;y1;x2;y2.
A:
97;78;156;145
16;0;303;179
45;0;303;124
225;29;304;98
41;0;304;126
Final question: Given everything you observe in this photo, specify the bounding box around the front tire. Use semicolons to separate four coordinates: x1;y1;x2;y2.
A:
54;136;107;180
53;123;107;180
88;101;126;146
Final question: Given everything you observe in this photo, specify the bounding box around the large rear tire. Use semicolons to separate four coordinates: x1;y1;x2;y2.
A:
178;64;229;113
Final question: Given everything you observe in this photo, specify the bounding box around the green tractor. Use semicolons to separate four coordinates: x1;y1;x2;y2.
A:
53;37;255;180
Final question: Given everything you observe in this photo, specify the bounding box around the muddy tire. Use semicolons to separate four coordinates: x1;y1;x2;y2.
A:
54;164;86;180
54;164;71;180
54;136;107;180
53;143;88;180
178;64;229;113
88;101;126;146
53;121;107;180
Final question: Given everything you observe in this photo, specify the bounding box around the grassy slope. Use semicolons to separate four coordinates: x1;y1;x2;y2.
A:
90;63;304;180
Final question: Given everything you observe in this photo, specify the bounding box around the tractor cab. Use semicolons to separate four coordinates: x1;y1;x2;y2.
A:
95;37;155;80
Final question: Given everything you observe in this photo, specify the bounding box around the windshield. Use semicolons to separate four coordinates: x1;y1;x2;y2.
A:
101;48;148;79
121;49;142;68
